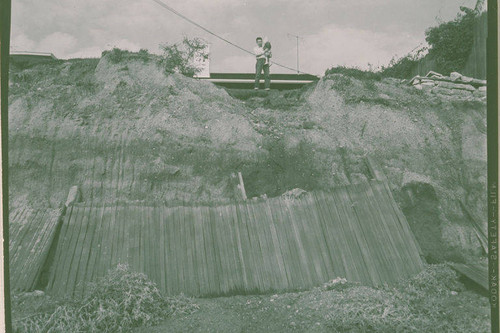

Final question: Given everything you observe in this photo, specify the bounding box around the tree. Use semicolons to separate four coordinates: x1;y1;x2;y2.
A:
158;37;208;77
424;7;477;75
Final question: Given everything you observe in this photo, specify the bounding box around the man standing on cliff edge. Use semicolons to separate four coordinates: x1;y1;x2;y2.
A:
253;37;270;90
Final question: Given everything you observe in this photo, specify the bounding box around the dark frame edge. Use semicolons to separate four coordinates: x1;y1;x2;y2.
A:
0;0;12;332
487;1;499;333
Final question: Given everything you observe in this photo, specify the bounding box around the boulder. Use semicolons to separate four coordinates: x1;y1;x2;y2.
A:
426;71;444;78
460;75;474;83
471;78;487;86
436;81;475;92
450;72;462;81
409;77;421;85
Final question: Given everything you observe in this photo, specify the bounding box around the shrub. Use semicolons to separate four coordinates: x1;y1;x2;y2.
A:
401;264;465;297
323;277;359;291
14;264;199;333
381;54;421;79
136;49;151;63
101;48;153;65
158;37;208;77
104;48;128;64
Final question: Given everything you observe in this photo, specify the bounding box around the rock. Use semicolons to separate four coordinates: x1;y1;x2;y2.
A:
413;84;423;90
323;277;352;291
436;81;475;92
472;78;487;86
450;72;462;81
65;186;80;207
281;188;307;199
460;75;474;83
411;78;421;85
401;171;434;188
432;87;473;98
426;71;444;78
25;290;45;297
478;86;487;92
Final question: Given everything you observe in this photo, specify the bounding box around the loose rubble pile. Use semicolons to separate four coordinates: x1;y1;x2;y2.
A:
409;71;486;99
281;188;307;200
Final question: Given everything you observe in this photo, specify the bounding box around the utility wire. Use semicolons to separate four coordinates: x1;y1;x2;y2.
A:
150;0;313;75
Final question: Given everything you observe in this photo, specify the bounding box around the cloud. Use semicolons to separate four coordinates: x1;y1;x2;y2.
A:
294;24;422;75
38;32;78;57
10;34;36;51
65;46;103;59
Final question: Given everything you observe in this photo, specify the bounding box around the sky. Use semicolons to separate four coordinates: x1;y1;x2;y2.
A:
11;0;478;75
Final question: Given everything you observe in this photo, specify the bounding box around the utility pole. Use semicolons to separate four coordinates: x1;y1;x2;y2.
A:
287;33;303;74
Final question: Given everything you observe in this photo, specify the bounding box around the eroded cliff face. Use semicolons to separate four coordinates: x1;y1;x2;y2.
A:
299;74;487;261
9;55;486;261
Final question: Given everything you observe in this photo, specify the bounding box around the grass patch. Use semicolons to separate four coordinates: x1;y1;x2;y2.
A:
102;48;153;64
325;66;382;81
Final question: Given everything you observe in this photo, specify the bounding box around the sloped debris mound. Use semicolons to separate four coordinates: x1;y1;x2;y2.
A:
409;71;486;99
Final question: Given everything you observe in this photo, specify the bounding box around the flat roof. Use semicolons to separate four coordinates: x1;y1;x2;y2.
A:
10;51;57;59
207;73;319;81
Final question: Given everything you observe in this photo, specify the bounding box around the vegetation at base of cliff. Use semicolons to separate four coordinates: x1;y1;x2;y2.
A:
12;265;489;333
